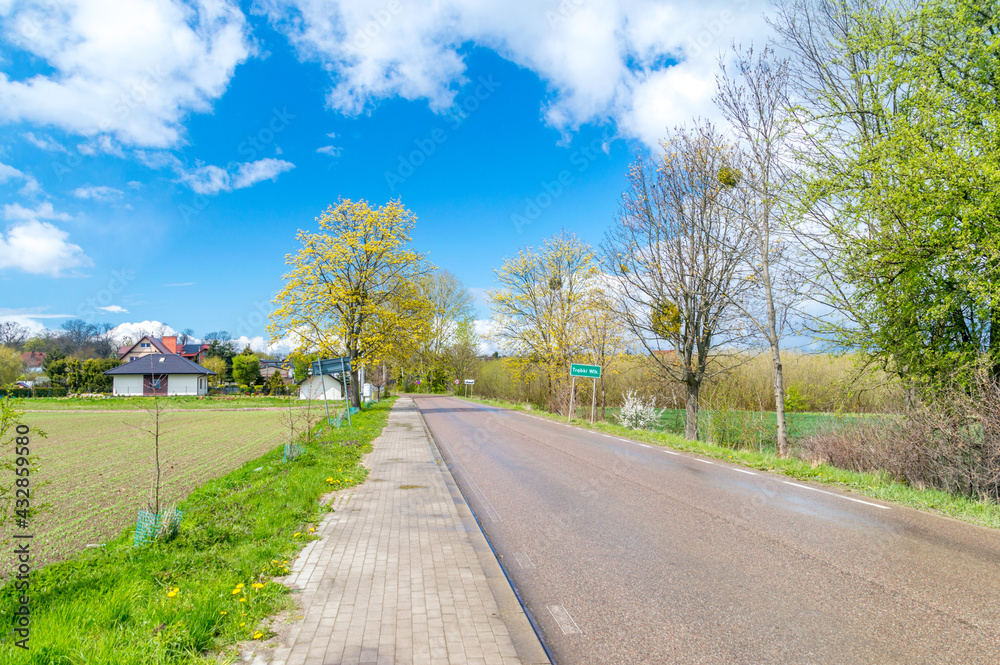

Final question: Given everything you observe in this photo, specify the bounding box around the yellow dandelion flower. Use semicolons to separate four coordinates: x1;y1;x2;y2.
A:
240;622;246;627
231;589;241;595
293;532;301;537
254;631;264;640
220;610;228;615
166;587;179;598
235;583;245;589
239;598;247;603
252;582;265;589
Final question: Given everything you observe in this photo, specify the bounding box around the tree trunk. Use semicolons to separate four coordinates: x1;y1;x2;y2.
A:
771;343;787;456
350;367;361;408
685;380;699;440
762;255;788;456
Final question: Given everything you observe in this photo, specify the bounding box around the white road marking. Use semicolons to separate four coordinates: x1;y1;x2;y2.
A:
782;481;891;510
513;552;536;569
547;604;582;635
731;468;757;476
459;469;503;522
695;458;715;465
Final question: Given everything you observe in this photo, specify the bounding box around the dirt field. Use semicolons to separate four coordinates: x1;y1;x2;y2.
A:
3;408;298;568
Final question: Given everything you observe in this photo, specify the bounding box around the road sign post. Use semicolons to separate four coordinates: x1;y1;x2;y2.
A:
464;378;475;398
569;364;602;423
312;356;353;427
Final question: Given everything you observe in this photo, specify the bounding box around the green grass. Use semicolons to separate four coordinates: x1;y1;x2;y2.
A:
579;405;867;441
0;398;395;664
466;396;1000;531
18;395;330;411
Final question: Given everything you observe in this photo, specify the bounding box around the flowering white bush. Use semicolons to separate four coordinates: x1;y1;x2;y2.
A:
616;390;663;430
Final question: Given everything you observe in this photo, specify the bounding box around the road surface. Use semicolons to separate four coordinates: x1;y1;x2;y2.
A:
414;395;1000;664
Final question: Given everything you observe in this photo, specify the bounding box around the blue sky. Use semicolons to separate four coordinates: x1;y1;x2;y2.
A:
0;0;769;352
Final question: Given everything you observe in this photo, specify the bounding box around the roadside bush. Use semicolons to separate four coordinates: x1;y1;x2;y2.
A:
799;372;1000;502
616;390;662;430
703;403;776;450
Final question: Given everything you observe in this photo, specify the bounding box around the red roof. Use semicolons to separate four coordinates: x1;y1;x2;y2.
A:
21;351;45;367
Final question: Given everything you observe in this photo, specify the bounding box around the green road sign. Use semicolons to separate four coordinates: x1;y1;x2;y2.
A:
570;363;601;378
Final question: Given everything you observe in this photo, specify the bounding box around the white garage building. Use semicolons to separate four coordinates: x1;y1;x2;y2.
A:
298;373;348;401
104;355;216;396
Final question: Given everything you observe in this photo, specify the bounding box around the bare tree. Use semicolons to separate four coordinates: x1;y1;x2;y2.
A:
582;286;632;421
602;123;754;440
0;322;29;348
715;44;802;456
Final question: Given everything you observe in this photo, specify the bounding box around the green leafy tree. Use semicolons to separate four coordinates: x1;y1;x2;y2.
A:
0;347;24;386
201;356;227;385
773;0;1000;391
232;354;261;387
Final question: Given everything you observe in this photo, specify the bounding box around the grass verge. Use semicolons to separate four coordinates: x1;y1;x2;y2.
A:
461;395;1000;531
19;396;330;411
0;398;395;664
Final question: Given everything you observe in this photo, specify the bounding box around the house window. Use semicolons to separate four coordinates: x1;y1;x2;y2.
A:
152;378;162;390
140;342;150;348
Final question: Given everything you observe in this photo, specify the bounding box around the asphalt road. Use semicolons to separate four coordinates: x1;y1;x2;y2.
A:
413;395;1000;665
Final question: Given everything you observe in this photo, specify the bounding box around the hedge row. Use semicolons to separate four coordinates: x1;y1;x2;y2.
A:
0;387;69;398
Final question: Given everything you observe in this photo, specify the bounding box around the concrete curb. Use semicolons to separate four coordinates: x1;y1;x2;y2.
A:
414;404;553;665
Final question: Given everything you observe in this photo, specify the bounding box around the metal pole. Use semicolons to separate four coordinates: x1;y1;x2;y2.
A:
591;377;597;423
567;376;575;423
319;370;331;424
342;356;352;427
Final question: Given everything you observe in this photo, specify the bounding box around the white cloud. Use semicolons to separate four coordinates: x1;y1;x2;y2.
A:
232;334;298;356
0;161;41;197
0;308;74;335
3;201;71;221
98;305;129;313
232;158;295;189
261;0;770;146
0;220;92;276
0;0;254;148
22;131;66;151
178;158;295;194
474;318;496;355
316;145;342;157
72;185;124;201
180;163;231;195
110;320;178;344
0;161;24;182
164;282;194;287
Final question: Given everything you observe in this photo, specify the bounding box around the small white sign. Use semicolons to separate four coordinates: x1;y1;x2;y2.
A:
464;379;475;385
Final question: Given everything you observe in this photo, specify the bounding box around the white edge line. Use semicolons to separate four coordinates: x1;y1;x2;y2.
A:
695;458;715;465
731;468;757;476
783;481;891;510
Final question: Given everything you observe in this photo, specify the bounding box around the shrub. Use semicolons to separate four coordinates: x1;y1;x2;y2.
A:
799;371;1000;502
616;390;662;430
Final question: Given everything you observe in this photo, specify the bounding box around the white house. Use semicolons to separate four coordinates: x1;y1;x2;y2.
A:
298;373;348;401
103;354;215;396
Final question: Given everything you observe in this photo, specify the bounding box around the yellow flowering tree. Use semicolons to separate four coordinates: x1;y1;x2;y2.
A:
489;231;600;414
269;198;433;407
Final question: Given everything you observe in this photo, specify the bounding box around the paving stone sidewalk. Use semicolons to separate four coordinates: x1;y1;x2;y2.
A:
264;398;531;665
